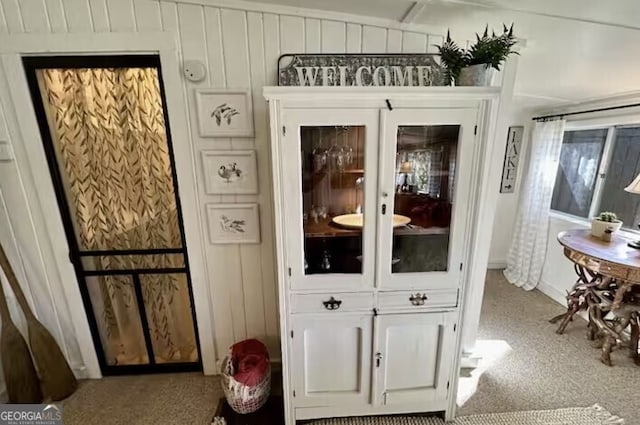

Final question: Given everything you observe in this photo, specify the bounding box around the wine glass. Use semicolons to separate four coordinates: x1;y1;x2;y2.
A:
312;127;328;172
320;250;331;271
343;126;353;166
318;206;327;220
313;147;327;172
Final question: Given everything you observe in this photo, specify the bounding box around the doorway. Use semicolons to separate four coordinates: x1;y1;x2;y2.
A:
23;55;201;375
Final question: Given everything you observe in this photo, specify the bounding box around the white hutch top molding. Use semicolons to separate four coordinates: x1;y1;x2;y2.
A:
265;80;513;424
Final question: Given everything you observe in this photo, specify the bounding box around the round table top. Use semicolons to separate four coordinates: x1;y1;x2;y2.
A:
558;229;640;281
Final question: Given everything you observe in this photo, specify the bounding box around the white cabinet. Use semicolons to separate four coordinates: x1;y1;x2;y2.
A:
291;314;372;407
265;87;500;424
373;312;456;406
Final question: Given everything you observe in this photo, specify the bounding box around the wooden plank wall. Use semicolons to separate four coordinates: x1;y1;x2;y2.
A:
0;0;444;363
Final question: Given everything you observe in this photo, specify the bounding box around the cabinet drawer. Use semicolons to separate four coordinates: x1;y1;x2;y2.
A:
291;292;374;313
378;289;458;311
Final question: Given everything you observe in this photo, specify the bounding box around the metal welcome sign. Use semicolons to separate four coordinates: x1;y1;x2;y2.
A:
278;54;445;87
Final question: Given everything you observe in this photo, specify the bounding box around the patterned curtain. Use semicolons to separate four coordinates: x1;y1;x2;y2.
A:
36;68;197;365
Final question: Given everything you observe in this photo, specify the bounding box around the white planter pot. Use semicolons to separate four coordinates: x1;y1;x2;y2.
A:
591;219;623;238
455;64;494;86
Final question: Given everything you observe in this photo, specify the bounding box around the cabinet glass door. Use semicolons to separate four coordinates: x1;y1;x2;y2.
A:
282;109;379;290
378;109;477;289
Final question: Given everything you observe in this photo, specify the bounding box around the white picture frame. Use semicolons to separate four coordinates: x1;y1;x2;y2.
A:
206;203;260;244
201;150;258;194
195;89;254;137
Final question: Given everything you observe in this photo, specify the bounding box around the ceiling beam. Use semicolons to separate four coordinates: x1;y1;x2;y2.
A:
401;1;427;24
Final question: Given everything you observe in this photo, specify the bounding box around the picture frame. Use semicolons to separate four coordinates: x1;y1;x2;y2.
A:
201;150;258;194
206;203;260;244
195;89;254;137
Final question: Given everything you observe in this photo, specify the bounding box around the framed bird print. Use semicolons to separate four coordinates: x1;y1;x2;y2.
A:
201;150;258;195
206;203;260;244
195;89;254;137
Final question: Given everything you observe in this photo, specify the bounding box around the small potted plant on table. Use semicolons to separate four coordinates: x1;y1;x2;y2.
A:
591;212;623;239
436;24;518;86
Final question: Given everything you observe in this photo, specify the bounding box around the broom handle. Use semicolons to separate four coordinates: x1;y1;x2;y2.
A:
0;242;36;321
0;257;13;324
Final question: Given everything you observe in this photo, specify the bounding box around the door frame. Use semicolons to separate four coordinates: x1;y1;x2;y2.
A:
0;32;215;378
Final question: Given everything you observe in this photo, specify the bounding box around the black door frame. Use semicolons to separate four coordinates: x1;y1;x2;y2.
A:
23;55;202;375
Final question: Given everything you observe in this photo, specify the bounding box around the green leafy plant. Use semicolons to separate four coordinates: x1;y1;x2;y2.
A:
468;24;518;69
435;24;518;84
597;212;619;222
435;31;467;86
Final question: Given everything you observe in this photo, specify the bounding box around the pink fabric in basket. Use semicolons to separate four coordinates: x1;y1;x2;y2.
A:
231;339;269;387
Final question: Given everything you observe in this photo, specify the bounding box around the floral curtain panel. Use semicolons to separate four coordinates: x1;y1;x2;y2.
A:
36;67;197;366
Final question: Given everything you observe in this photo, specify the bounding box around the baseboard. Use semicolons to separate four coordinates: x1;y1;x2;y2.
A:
536;279;567;306
460;350;481;369
73;365;89;380
487;261;506;269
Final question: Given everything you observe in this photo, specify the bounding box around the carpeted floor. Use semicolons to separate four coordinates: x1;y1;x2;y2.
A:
458;271;639;423
306;405;624;425
61;270;640;424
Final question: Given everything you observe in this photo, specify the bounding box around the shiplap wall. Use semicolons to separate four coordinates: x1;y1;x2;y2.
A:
0;0;444;363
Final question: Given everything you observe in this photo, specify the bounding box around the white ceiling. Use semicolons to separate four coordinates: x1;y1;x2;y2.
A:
244;0;640;108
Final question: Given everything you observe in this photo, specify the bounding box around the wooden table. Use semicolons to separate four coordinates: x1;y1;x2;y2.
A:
550;229;640;366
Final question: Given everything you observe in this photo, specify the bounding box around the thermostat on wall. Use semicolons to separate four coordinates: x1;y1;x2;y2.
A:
183;60;206;82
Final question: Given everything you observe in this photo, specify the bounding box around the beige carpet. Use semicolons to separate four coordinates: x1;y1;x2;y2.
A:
61;271;639;424
62;373;221;424
306;405;624;424
458;271;639;423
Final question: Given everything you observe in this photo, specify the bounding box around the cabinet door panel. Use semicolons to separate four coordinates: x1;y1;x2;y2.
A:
374;312;456;406
292;314;372;407
281;108;379;291
378;108;478;289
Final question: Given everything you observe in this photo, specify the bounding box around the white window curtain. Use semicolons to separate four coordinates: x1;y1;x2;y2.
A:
504;119;566;290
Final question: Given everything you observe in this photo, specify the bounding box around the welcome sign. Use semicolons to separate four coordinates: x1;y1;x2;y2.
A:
278;54;445;87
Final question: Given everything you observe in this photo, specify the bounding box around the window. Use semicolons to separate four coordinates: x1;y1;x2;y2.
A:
599;127;640;228
551;129;607;217
551;125;640;229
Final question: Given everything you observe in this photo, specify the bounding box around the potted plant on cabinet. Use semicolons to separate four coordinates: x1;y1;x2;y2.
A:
591;211;623;239
436;24;518;86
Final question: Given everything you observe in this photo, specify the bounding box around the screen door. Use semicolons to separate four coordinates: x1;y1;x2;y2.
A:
23;55;201;375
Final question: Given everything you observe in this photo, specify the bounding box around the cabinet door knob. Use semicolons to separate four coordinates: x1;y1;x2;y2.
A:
409;293;428;306
322;296;342;310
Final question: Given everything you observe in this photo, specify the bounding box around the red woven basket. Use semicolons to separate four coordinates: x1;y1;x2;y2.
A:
221;355;271;414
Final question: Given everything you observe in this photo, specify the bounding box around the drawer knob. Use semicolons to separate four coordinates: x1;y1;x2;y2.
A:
322;296;342;310
409;293;427;306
